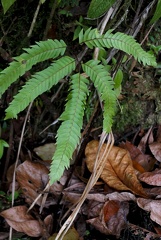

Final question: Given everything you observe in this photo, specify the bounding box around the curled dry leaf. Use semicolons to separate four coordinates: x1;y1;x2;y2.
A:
16;160;67;206
16;160;49;205
145;187;161;198
119;141;155;171
87;200;129;237
85;140;147;197
34;143;56;161
137;198;161;226
149;142;161;162
139;169;161;186
105;192;136;202
0;206;42;237
148;126;161;162
48;227;79;240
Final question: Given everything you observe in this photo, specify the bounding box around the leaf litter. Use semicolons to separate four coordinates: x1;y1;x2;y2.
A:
2;128;161;239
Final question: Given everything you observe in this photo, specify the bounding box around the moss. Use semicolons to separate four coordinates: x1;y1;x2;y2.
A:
113;97;156;133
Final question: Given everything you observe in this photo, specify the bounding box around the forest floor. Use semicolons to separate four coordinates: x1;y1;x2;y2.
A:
1;1;161;239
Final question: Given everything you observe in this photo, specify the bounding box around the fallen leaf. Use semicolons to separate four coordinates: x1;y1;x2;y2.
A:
34;143;56;160
16;160;49;205
138;127;152;152
16;160;68;206
48;227;79;240
103;200;120;222
149;142;161;162
0;206;42;237
0;232;9;239
87;200;129;237
148;126;161;162
137;198;161;226
85;140;147;197
105;192;136;202
145;187;161;197
139;169;161;186
119;141;155;171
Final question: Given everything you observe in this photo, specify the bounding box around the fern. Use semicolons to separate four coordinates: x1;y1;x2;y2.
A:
0;39;66;97
50;73;89;183
150;0;161;24
79;28;156;66
5;56;75;119
0;27;157;184
82;60;116;132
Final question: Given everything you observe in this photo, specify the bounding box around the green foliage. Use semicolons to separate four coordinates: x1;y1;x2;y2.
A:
79;28;157;67
87;0;116;19
5;56;75;119
50;73;89;183
150;0;161;24
0;27;157;184
82;60;116;132
0;139;9;159
1;0;16;13
0;39;66;98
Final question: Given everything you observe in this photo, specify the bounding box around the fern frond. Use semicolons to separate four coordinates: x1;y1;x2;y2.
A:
50;73;89;184
5;56;75;119
82;60;116;133
0;39;66;97
79;28;156;66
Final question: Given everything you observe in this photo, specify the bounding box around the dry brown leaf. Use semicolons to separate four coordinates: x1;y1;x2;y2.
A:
105;192;136;202
139;169;161;186
148;126;161;162
138;127;153;152
34;143;56;160
137;198;161;226
87;200;129;237
119;141;155;171
149;142;161;162
49;227;79;240
16;160;68;206
0;206;42;237
0;232;9;239
16;160;49;205
85;140;147;197
44;215;53;235
145;187;161;197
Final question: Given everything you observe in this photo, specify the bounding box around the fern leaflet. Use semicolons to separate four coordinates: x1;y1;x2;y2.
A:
0;39;66;97
82;60;116;133
5;56;75;119
50;73;89;184
79;28;156;66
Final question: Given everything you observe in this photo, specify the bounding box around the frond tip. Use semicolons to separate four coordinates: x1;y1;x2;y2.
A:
82;60;117;133
79;28;157;67
50;73;89;184
5;56;75;119
0;39;67;97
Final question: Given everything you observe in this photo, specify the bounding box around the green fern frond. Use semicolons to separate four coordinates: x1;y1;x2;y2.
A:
50;73;89;184
5;56;75;119
0;39;66;97
79;28;156;66
82;60;116;133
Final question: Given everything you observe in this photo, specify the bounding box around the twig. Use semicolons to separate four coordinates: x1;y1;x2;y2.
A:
9;102;33;240
55;9;117;238
0;17;17;46
2;121;13;182
93;7;114;60
39;118;59;135
27;0;42;38
43;0;58;40
55;132;114;240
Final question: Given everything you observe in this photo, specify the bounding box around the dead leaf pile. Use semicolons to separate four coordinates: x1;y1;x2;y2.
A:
2;128;161;238
0;206;43;237
85;140;147;197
